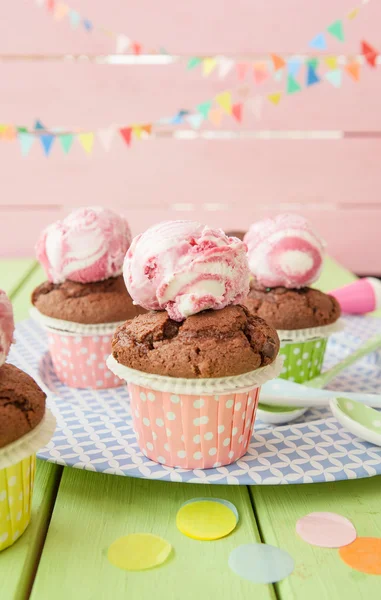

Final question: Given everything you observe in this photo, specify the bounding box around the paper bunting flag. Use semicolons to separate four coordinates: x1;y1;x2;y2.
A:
253;62;268;85
35;0;45;6
243;96;262;119
232;103;243;122
287;75;301;94
345;60;360;81
16;127;28;134
307;57;319;69
119;127;132;146
203;58;217;76
83;19;93;32
287;57;302;77
54;3;69;21
268;92;282;105
218;57;234;78
40;134;55;156
18;133;35;156
324;56;338;70
325;69;342;88
0;125;16;140
309;34;327;50
215;91;232;114
327;20;344;42
208;108;223;126
116;35;131;54
236;63;248;81
361;41;378;67
185;114;203;129
187;57;202;70
133;125;143;139
34;120;45;130
348;8;359;20
59;134;74;154
274;69;283;82
69;10;81;29
141;124;152;135
78;132;94;154
197;101;212;119
306;65;320;86
271;54;285;71
47;0;55;12
131;43;142;55
98;128;115;152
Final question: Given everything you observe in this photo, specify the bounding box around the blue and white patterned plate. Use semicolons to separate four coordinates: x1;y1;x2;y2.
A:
8;317;381;485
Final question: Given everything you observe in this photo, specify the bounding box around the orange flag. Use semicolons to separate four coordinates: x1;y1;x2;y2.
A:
271;54;286;71
361;41;378;67
345;60;360;81
209;108;223;126
141;124;152;135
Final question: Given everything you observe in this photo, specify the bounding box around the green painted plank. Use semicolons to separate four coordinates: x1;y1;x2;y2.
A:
250;478;381;599
0;259;62;599
31;469;275;600
0;461;62;600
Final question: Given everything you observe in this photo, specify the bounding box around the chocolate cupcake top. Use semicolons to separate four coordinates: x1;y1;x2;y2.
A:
0;363;46;448
112;305;280;378
32;275;145;325
244;280;341;330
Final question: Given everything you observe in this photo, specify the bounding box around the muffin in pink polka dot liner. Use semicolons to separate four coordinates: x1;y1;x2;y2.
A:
31;206;145;389
107;221;282;468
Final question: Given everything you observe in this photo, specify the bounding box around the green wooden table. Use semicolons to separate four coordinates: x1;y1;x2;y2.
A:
1;257;380;600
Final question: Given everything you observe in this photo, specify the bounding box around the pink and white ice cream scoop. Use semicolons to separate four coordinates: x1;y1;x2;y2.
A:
0;290;14;366
124;220;250;321
36;206;132;284
244;214;325;288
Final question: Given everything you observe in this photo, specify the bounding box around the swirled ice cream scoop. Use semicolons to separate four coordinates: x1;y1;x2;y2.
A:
244;214;325;288
124;221;250;321
36;206;132;284
0;290;14;366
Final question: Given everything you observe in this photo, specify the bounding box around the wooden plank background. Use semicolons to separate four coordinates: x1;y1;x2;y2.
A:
0;0;380;274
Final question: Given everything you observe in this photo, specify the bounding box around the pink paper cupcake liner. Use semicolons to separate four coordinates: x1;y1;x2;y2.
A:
128;383;261;469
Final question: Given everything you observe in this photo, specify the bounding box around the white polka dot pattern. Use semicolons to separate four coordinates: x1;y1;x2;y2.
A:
279;338;328;384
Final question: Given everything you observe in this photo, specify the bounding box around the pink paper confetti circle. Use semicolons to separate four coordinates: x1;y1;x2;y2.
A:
296;512;357;548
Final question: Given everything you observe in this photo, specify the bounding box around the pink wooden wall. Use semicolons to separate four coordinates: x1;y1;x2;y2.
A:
1;0;381;274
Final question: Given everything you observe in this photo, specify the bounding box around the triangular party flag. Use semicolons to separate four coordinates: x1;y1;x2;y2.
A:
209;108;223;127
287;75;301;94
253;62;268;84
132;125;142;139
40;134;55;156
119;127;132;146
306;64;320;86
78;132;94;154
271;54;286;71
19;133;34;156
325;69;342;88
236;63;248;81
232;103;243;122
185;113;203;129
35;0;45;7
54;3;69;21
202;57;217;76
274;69;283;82
17;126;28;133
327;20;344;42
217;57;234;78
345;60;360;81
98;127;115;151
309;34;326;50
187;57;202;70
361;41;378;67
131;43;142;55
34;120;45;131
59;134;74;154
116;34;131;53
268;92;282;105
287;56;302;77
237;85;250;98
197;100;212;119
1;125;16;140
69;10;81;29
307;57;319;69
141;124;152;135
246;95;263;119
324;55;338;70
47;0;55;12
83;19;93;32
348;8;359;20
215;91;232;114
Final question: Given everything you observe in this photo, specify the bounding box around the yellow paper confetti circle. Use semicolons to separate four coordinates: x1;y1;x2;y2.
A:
176;499;238;541
108;533;172;571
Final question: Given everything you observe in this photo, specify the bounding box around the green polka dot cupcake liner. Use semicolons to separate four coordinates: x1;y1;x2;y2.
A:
0;410;56;552
276;320;344;384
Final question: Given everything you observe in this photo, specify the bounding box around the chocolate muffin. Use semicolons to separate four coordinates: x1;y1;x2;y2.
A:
112;304;280;378
0;363;46;448
244;280;341;330
32;275;145;325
